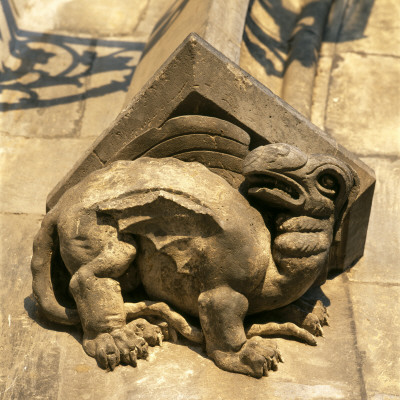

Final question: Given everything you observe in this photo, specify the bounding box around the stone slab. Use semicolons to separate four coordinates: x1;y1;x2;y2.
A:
335;0;400;57
348;281;400;397
0;213;45;396
0;15;151;138
0;100;83;138
0;213;365;399
325;52;400;157
0;38;91;136
79;36;146;138
124;0;250;102
0;136;94;214
347;157;400;285
0;0;12;66
54;0;148;36
263;277;366;400
5;0;70;33
0;212;80;400
9;0;167;38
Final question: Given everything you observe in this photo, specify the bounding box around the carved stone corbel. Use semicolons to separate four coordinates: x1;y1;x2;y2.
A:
32;34;375;377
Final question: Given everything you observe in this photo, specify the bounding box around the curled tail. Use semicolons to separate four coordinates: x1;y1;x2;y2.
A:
31;210;80;325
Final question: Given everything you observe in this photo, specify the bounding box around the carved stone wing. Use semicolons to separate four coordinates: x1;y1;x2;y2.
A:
96;188;223;252
110;115;251;188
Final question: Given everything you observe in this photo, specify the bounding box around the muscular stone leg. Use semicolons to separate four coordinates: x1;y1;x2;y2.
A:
69;236;149;370
198;287;282;378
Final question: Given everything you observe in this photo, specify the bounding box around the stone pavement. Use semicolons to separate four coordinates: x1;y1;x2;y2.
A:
0;0;399;399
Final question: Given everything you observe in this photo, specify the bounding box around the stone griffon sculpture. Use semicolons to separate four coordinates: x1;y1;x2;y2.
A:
31;116;355;378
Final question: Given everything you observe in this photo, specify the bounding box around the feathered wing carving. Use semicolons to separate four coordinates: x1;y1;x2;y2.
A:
111;115;251;188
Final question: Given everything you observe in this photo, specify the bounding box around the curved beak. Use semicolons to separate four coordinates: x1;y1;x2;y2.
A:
245;171;306;211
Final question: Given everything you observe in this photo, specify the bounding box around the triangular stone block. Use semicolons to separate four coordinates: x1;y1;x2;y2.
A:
47;33;375;272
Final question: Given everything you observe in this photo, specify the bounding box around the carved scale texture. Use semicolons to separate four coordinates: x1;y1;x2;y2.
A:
272;214;334;269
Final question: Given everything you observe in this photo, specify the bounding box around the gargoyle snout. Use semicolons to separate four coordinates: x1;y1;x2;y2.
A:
243;144;309;211
243;143;308;175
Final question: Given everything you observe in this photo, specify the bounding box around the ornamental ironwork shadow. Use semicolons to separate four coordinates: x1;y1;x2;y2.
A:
0;0;145;111
243;0;375;79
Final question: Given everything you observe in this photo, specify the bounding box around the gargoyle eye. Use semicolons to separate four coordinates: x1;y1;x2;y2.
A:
319;174;337;190
317;173;339;198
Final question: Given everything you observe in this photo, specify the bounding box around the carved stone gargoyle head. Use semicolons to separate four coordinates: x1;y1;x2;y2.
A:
244;143;355;219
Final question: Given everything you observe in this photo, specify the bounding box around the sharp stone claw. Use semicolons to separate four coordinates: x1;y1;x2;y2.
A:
316;324;324;336
97;349;108;370
157;333;163;346
108;354;118;371
142;347;149;360
130;349;138;367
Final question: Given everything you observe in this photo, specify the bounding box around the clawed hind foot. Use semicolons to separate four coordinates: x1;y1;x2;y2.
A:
268;298;329;339
300;306;328;337
292;299;329;337
244;299;329;346
83;319;163;370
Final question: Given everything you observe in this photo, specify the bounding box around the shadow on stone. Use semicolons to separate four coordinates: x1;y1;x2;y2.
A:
326;0;376;42
139;0;191;61
24;294;82;344
0;0;145;111
243;0;375;79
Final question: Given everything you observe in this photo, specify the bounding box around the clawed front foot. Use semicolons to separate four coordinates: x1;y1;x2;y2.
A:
83;319;163;370
214;337;283;378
